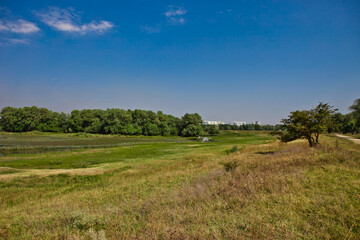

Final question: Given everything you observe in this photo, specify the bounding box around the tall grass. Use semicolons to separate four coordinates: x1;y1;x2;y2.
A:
0;134;358;239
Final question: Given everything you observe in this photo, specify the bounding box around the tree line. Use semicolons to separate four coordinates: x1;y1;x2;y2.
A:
332;99;360;134
1;99;358;140
0;107;204;137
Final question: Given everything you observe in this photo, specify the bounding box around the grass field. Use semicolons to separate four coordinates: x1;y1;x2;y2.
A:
0;132;190;156
0;131;359;239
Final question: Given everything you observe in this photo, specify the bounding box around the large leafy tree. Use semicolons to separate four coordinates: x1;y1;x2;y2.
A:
312;103;337;143
277;103;337;147
181;113;202;126
280;110;317;147
181;124;204;137
181;113;203;136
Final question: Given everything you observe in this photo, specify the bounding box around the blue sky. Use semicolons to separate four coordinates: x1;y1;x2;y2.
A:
0;0;359;124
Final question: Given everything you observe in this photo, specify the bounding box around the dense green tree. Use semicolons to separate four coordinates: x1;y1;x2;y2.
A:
349;98;360;131
204;125;220;135
68;110;84;132
182;124;204;137
0;106;68;132
181;113;202;127
0;107;25;132
159;122;171;136
180;113;203;136
312;103;337;142
280;110;316;147
277;103;337;147
118;124;141;135
144;123;160;136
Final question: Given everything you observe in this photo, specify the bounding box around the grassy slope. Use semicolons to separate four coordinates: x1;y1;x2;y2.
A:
0;133;359;239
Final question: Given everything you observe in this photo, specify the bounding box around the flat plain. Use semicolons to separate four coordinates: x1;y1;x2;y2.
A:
0;131;359;239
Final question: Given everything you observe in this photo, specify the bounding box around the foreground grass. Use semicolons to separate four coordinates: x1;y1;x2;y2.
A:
0;133;359;239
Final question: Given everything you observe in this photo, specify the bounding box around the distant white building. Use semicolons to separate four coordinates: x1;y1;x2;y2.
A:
232;121;246;126
252;121;261;125
203;120;224;126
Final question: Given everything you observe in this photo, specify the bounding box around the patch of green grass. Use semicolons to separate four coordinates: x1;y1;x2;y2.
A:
0;131;274;169
0;131;188;147
0;168;20;174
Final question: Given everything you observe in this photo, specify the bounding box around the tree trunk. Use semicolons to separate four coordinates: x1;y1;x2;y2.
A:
315;133;319;143
307;137;313;147
307;136;316;147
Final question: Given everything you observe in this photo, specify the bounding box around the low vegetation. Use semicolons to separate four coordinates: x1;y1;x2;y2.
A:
0;131;359;239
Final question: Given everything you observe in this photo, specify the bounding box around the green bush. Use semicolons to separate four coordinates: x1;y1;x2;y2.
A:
225;145;240;154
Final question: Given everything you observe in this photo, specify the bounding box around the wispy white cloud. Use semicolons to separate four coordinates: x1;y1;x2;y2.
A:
0;37;30;46
164;7;187;17
0;19;40;34
164;6;187;25
0;7;38;46
217;9;233;14
141;24;161;34
37;7;114;34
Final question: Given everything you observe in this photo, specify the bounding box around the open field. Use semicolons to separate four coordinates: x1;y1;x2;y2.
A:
0;132;359;239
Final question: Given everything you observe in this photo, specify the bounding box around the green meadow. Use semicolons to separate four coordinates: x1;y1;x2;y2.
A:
0;132;359;239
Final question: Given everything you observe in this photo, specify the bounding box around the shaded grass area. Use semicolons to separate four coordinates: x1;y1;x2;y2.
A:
0;133;359;239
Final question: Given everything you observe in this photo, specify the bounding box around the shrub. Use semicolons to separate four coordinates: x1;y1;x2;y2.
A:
225;145;240;154
221;160;239;172
229;145;239;153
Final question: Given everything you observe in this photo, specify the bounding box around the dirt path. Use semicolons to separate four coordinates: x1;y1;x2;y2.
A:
335;134;360;144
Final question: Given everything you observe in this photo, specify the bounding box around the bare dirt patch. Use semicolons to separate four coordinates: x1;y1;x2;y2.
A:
335;134;360;144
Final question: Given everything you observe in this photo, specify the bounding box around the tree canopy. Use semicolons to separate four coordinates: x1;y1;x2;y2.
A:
275;103;337;147
0;106;204;137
